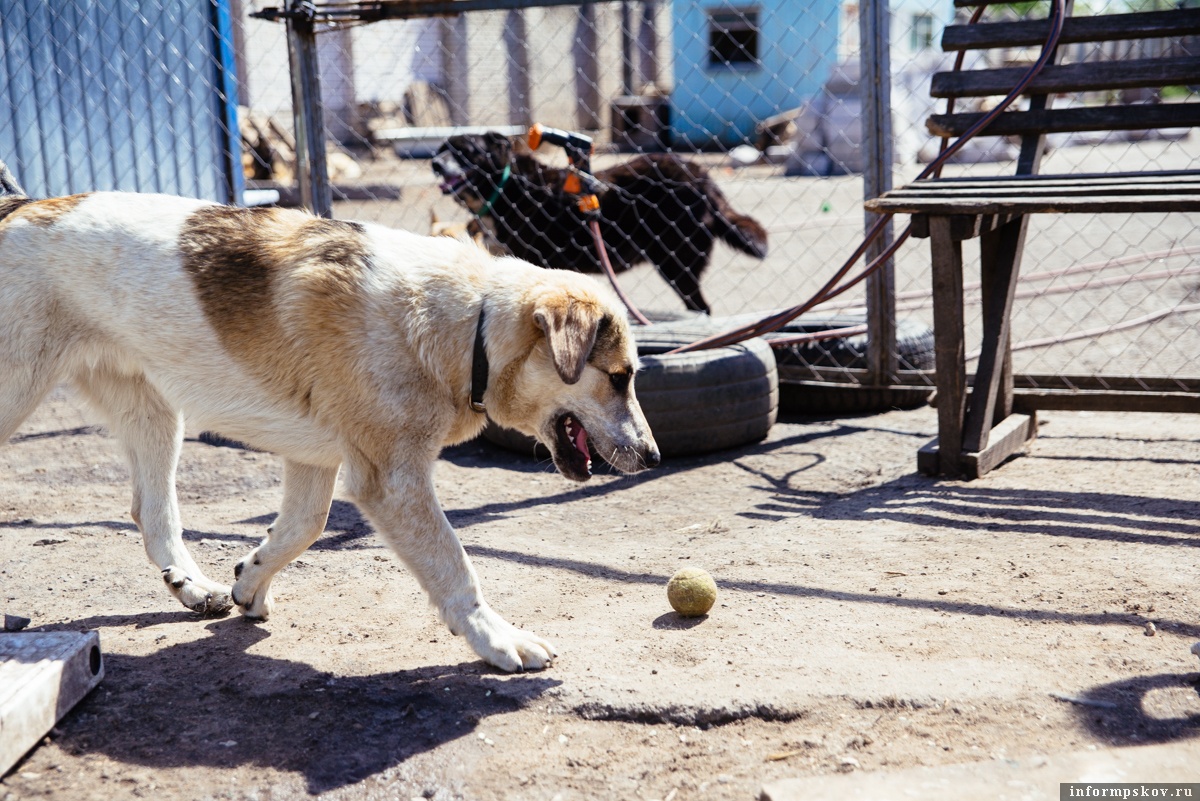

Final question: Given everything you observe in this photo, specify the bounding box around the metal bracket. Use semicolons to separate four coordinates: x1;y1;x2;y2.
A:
250;0;317;23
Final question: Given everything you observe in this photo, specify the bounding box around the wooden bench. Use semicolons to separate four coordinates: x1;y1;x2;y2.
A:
866;2;1200;479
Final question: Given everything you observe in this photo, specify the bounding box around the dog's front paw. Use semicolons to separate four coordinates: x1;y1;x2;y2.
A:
231;556;274;620
161;567;233;616
459;605;557;672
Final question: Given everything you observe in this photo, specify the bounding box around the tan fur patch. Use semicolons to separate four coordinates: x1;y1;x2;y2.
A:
14;193;90;226
179;206;371;414
0;197;33;232
533;294;610;384
587;313;633;374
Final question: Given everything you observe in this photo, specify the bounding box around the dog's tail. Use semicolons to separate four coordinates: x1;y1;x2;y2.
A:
706;182;768;259
0;159;27;198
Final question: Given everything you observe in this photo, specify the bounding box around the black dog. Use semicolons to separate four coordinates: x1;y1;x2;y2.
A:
432;132;768;314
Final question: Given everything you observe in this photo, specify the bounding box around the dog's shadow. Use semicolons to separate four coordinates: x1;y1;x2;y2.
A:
48;614;559;793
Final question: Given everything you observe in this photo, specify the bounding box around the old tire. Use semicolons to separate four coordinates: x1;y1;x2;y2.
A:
642;313;934;414
770;316;935;413
483;332;778;458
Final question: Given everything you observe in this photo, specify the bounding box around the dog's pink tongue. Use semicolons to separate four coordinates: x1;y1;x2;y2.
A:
573;425;590;459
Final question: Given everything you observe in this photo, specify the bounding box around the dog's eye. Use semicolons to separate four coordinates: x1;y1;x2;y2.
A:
609;372;631;394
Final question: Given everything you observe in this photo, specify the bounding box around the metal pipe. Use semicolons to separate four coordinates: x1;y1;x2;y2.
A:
285;0;332;218
859;0;897;384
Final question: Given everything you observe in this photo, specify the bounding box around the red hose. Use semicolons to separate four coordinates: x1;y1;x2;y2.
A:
589;218;652;326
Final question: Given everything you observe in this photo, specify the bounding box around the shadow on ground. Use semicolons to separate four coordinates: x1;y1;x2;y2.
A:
1069;672;1200;745
45;614;559;793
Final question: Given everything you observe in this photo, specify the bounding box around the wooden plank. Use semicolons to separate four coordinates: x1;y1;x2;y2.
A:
1013;374;1200;393
942;9;1200;51
931;57;1200;99
882;181;1200;199
962;413;1037;478
906;213;1017;241
0;631;103;775
928;103;1200;138
865;193;1200;216
963;217;1027;453
1012;389;1200;413
929;217;968;478
777;377;935;396
904;170;1200;188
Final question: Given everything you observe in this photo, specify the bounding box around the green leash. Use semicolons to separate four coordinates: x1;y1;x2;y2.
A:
476;164;511;218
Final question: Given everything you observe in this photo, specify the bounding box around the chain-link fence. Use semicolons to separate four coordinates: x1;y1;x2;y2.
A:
3;1;1197;400
235;0;1200;399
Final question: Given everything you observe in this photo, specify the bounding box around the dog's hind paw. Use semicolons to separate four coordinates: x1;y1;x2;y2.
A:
161;566;233;616
460;606;557;672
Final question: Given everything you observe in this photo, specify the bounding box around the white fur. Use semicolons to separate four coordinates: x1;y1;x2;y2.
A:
1;191;658;672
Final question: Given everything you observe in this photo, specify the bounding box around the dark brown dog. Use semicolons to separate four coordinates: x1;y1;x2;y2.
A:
433;132;768;314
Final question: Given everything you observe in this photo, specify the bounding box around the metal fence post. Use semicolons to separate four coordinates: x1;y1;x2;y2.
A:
285;0;332;218
860;0;897;384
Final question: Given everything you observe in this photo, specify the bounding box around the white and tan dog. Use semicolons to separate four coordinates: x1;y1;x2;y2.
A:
0;173;658;672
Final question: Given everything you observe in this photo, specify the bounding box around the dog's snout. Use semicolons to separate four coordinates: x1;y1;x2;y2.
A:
644;446;661;469
431;152;460;178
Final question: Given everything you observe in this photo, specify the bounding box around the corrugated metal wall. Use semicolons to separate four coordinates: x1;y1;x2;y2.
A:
0;0;240;202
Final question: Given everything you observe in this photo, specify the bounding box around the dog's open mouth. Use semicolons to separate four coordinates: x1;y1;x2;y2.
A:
432;151;468;196
555;412;592;479
438;175;465;195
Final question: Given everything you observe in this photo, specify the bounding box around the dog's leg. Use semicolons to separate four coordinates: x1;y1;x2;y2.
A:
349;461;556;672
74;368;233;615
659;254;712;315
232;459;338;620
0;368;56;444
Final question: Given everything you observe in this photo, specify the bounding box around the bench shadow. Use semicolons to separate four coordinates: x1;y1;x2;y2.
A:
44;614;559;794
1065;672;1200;745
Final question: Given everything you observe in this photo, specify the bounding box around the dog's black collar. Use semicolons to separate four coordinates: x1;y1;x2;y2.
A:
469;306;488;414
475;164;511;219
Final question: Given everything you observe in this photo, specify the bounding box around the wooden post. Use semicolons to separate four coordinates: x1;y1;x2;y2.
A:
963;218;1028;453
317;26;359;146
637;2;660;92
440;14;471;126
285;0;332;218
930;216;966;477
573;4;601;129
504;9;532;126
860;0;898;386
620;1;634;95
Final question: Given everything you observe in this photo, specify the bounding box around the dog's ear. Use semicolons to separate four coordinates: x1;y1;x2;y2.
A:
483;131;512;162
533;294;602;385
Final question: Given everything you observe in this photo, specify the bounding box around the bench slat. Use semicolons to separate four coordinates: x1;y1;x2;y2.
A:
942;8;1200;51
866;194;1200;215
932;57;1200;98
928;103;1200;137
902;176;1195;191
909;170;1200;186
884;182;1200;199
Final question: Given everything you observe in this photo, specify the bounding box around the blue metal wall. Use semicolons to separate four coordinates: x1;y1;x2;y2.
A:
0;0;241;202
670;0;840;149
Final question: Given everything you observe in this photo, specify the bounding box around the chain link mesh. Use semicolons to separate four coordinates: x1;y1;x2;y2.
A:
3;1;1196;388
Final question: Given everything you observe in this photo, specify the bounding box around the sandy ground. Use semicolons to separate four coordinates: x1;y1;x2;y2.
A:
2;139;1200;800
2;385;1199;801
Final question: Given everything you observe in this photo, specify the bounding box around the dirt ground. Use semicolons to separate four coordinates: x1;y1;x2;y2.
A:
2;384;1199;800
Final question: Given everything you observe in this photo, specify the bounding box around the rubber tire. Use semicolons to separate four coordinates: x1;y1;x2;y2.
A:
483;332;778;459
640;313;934;414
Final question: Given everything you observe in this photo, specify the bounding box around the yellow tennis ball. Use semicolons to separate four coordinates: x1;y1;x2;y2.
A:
667;567;717;617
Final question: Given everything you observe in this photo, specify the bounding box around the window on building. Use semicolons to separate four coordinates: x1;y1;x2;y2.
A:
911;13;936;51
708;8;760;68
